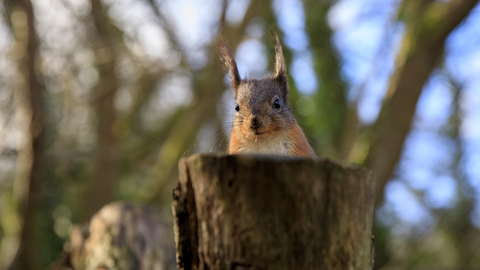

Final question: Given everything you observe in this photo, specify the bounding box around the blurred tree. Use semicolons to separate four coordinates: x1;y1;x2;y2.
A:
81;0;120;221
364;0;479;202
303;0;349;158
3;0;47;269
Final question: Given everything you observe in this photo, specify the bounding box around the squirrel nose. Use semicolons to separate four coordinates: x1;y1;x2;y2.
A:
249;116;262;129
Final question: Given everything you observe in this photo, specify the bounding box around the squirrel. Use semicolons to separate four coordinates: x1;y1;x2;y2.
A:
217;35;316;158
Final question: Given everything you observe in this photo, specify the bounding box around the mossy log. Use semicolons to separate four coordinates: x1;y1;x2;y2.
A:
172;154;375;270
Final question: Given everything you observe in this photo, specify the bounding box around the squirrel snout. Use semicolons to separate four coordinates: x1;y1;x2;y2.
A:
249;116;262;129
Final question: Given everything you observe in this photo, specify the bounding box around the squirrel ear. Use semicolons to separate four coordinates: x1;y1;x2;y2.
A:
216;36;241;92
274;34;287;86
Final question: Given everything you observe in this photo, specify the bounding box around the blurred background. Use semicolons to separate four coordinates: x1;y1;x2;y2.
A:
0;0;480;269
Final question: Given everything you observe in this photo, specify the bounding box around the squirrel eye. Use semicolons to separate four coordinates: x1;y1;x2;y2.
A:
273;99;281;109
235;103;240;112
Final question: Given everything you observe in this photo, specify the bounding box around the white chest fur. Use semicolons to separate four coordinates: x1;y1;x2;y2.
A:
238;134;292;156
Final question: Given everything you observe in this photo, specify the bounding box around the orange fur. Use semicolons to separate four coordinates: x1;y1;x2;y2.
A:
288;125;316;158
228;124;316;158
228;131;242;154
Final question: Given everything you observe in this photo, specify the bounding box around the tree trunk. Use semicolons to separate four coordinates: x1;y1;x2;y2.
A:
172;154;375;270
82;0;120;221
12;0;47;269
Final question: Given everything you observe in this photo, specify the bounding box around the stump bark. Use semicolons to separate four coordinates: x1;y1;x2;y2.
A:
172;154;375;270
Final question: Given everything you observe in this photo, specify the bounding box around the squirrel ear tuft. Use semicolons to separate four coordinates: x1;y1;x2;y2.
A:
216;36;241;91
274;34;287;86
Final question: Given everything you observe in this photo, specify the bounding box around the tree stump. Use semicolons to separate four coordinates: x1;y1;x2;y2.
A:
51;202;176;270
172;154;375;270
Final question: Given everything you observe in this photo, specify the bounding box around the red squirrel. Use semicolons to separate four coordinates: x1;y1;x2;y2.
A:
217;35;316;158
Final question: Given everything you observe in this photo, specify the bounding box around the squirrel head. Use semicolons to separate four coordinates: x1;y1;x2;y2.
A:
217;35;296;140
